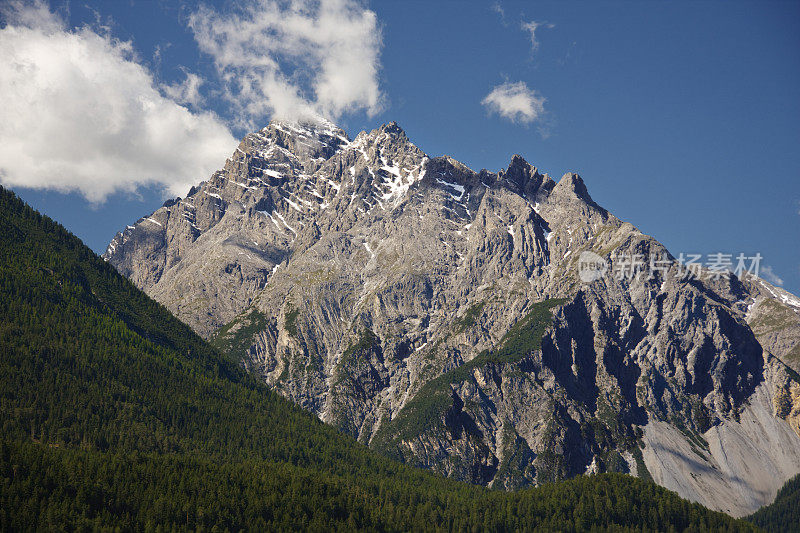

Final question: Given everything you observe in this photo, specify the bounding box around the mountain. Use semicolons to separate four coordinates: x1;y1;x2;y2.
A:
0;186;758;530
104;118;800;518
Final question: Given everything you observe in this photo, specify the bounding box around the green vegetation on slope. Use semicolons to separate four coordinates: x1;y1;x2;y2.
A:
211;307;270;360
284;307;300;337
747;473;800;532
373;298;567;444
0;187;755;531
454;301;485;332
750;298;799;336
338;329;380;371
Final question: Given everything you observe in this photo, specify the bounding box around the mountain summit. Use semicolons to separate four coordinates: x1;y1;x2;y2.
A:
104;119;800;517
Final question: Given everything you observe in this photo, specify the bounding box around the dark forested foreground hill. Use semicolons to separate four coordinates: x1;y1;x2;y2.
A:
0;185;757;531
748;474;800;532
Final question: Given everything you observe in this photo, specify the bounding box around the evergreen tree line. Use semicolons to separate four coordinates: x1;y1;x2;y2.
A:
747;473;800;532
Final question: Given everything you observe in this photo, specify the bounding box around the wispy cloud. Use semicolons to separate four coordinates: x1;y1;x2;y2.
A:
0;1;237;203
162;69;205;107
482;81;546;126
761;265;784;286
188;0;385;128
491;2;507;26
520;20;554;55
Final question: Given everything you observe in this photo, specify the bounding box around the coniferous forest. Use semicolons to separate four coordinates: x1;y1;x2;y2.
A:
747;473;800;532
0;185;763;531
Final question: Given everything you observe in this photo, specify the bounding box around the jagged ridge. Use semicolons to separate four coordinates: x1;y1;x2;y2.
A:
104;118;800;517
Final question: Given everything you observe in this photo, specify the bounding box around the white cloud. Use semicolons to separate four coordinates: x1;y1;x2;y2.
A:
761;265;784;286
0;1;237;203
1;0;62;33
520;20;553;55
162;70;205;107
482;81;546;125
188;0;384;128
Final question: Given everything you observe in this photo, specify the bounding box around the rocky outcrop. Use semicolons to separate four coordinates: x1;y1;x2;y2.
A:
105;118;800;517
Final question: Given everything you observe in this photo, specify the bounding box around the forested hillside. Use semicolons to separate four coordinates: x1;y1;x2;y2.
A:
0;186;756;530
747;474;800;532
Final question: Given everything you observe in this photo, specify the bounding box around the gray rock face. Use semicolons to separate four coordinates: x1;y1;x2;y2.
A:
105;119;352;337
105;119;800;517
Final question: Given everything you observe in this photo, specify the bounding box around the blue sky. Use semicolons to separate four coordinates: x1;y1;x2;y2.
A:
1;0;798;294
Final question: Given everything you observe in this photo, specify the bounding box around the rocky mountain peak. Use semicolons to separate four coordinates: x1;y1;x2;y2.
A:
104;118;800;517
379;121;406;137
259;118;351;163
352;121;413;151
507;153;530;169
267;116;348;138
499;154;555;201
551;171;595;205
